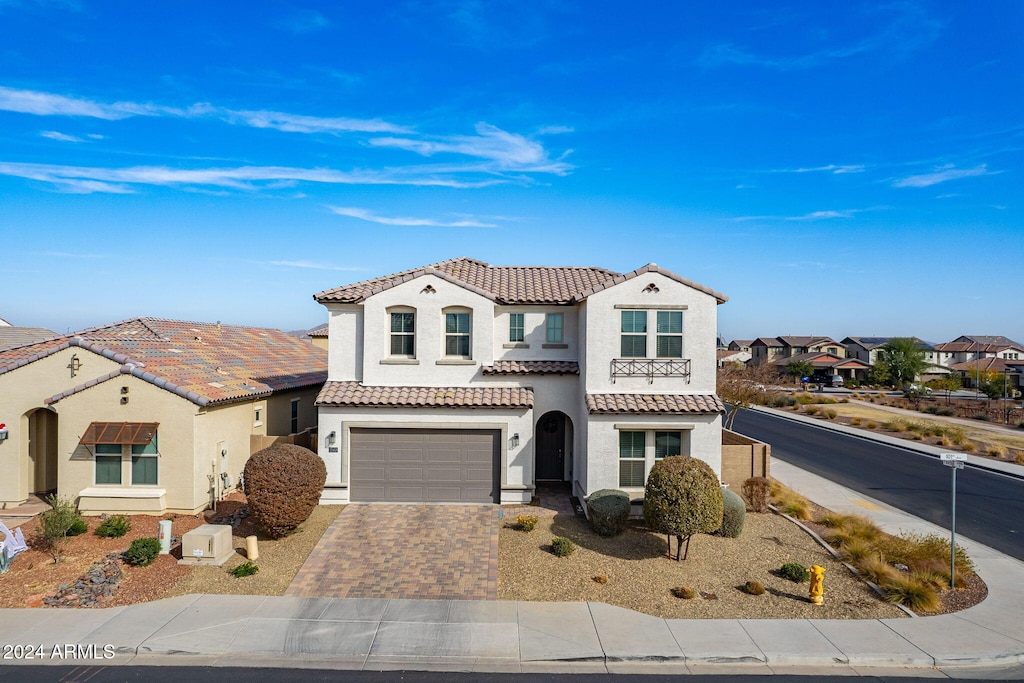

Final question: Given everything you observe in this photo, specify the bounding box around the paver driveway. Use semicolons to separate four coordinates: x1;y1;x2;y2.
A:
285;504;500;601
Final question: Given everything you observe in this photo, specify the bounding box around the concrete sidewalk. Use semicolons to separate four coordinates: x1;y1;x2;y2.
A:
2;461;1023;676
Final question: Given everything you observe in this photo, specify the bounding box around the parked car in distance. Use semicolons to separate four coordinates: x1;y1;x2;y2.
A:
811;374;844;388
903;383;933;395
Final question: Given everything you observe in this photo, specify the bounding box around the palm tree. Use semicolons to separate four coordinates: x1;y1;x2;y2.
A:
877;337;929;389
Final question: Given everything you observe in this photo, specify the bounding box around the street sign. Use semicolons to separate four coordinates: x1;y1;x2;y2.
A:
940;453;967;461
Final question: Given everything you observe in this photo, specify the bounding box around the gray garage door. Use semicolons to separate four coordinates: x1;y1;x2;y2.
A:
349;428;499;503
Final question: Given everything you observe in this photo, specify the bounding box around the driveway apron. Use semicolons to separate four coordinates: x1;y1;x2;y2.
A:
285;504;499;601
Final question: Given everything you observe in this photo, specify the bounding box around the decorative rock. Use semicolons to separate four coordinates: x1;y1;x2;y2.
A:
44;553;124;608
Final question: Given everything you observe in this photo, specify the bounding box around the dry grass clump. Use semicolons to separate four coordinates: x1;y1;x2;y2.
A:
881;574;941;613
947;427;966;445
854;555;899;585
743;580;766;595
1016;451;1024;465
865;421;879;430
962;441;978;453
804;405;820;416
770;482;812;521
592;574;608;584
671;586;696;599
824;409;838;420
885;418;908;433
986;444;1008;458
838;537;873;564
939;435;953;448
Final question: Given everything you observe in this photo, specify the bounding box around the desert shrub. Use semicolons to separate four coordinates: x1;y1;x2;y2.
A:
877;532;975;577
885;419;908;433
643;456;723;561
912;569;950;590
854;555;898;585
741;476;771;513
243;443;327;539
911;433;924;441
823;409;838;419
714;487;746;538
973;413;991;422
838;538;873;564
804;405;819;416
817;512;852;528
986;444;1008;458
939;436;953;447
880;574;941;612
95;515;131;538
67;517;88;536
1016;452;1024;465
592;574;608;584
947;427;966;445
936;407;956;417
779;562;809;583
230;561;260;577
850;417;862;426
743;580;765;595
922;405;939;415
585;489;631;536
551;537;575;557
771;485;812;521
38;494;85;563
671;586;696;599
512;514;538;532
962;442;978;453
866;421;878;430
125;537;161;567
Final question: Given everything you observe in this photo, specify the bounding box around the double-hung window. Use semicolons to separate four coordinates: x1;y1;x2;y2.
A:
509;313;524;343
546;313;563;343
655;431;682;460
620;311;647;357
95;444;122;485
130;434;159;485
445;312;471;357
656;311;683;358
618;431;646;487
390;312;415;357
290;398;300;434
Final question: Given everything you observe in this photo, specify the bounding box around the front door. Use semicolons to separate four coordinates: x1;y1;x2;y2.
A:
535;412;566;481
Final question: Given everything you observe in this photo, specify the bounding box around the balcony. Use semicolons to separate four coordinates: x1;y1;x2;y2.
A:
611;358;691;384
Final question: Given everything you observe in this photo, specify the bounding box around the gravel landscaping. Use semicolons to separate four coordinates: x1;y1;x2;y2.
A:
498;508;910;620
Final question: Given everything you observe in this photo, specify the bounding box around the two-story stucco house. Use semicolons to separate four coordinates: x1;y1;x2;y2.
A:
312;257;727;505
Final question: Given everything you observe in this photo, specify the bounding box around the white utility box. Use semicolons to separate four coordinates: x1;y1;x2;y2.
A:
177;524;235;566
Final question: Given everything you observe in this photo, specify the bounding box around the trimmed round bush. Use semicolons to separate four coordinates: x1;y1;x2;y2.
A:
586;489;631;536
643;456;723;560
243;443;327;539
96;515;131;538
779;562;810;583
715;487;746;538
551;537;575;557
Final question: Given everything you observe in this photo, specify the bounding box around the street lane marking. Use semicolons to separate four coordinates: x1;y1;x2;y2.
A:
852;500;882;510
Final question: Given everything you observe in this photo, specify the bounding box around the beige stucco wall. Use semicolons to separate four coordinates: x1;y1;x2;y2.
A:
52;373;199;514
263;386;321;437
0;347;121;505
326;304;362;381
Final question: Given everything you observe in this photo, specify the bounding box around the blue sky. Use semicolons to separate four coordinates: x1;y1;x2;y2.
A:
1;1;1021;344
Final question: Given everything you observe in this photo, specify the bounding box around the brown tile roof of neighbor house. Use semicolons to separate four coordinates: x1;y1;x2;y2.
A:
308;325;329;337
482;360;580;375
949;357;1018;373
0;317;326;407
586;393;725;415
316;381;534;409
0;326;58;351
313;257;727;305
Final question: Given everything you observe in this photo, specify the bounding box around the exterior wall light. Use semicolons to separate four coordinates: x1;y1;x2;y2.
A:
326;431;337;447
510;432;519;448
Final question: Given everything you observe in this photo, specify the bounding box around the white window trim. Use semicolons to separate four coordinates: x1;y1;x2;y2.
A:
616;427;692;490
130;454;160;486
388;307;417;358
443;308;472;359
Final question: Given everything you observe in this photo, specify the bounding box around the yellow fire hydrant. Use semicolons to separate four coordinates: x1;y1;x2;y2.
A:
809;565;826;605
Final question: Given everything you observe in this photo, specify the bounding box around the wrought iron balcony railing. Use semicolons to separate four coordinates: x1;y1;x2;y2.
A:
611;358;691;384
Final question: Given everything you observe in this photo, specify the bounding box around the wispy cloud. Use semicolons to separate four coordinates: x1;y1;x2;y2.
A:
0;85;177;119
40;130;84;142
214;107;410;134
0;161;507;194
369;123;573;173
537;125;574;135
735;209;863;221
277;9;331;34
772;164;866;174
891;164;998;188
266;260;362;271
700;3;942;70
328;206;498;228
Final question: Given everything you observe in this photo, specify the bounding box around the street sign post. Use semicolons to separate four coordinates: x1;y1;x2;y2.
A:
940;453;967;586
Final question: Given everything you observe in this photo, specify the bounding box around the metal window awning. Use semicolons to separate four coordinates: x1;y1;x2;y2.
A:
79;422;159;445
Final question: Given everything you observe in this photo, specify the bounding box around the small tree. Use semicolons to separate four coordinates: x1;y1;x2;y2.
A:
878;338;929;389
970;369;1006;400
785;360;814;383
927;375;960;403
717;362;777;430
868;362;891;387
38;494;82;563
643;456;723;561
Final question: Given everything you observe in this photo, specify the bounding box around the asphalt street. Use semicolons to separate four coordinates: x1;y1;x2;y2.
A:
731;409;1024;561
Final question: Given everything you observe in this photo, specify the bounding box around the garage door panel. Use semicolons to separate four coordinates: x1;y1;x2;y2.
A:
350;428;498;503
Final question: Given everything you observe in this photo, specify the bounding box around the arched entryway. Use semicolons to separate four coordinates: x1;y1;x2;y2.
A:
535;411;573;482
25;407;58;495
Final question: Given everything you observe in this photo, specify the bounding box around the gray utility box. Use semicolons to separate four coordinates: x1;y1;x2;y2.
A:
177;524;235;566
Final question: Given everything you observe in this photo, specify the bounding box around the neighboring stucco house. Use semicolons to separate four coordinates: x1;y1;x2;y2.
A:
307;324;329;350
842;336;947;378
750;336;844;367
0;318;326;514
312;257;727;505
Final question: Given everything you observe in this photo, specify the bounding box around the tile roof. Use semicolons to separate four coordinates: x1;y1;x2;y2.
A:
316;381;534;409
482;360;579;375
949;357;1020;373
313;257;727;306
308;325;329;337
0;326;58;351
956;335;1023;348
0;317;326;407
585;393;725;415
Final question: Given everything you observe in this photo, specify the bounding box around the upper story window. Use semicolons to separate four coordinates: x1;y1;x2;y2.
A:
390;311;415;357
509;313;524;343
620;310;647;357
546;313;563;343
445;310;471;357
656;311;682;358
290;398;300;434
